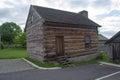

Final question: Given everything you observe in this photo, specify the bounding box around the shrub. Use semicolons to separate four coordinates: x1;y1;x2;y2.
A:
96;51;109;62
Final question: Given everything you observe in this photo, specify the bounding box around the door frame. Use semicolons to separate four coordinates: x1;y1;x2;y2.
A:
55;36;64;56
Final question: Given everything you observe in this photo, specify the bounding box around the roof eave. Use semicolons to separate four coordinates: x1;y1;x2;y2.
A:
44;21;100;28
105;31;120;44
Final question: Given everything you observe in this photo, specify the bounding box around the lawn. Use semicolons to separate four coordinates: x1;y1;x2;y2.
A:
0;48;27;59
0;48;63;67
25;57;64;68
0;48;112;67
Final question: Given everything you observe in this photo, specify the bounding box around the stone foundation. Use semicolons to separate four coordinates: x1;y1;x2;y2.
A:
69;53;98;62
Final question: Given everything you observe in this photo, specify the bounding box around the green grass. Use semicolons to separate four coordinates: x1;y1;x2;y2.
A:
26;57;100;68
0;48;27;59
25;57;64;68
0;48;111;67
26;56;103;68
96;51;109;62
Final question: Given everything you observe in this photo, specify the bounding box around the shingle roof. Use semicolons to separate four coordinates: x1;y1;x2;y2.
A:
99;34;108;41
32;5;101;27
105;31;120;44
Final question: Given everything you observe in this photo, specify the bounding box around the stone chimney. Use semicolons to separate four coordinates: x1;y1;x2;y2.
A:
79;10;88;18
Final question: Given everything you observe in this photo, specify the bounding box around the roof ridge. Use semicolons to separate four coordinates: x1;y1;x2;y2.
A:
32;5;95;22
105;31;120;44
31;5;101;27
32;5;81;15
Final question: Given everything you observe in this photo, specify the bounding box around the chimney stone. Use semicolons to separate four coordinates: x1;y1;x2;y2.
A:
79;10;88;18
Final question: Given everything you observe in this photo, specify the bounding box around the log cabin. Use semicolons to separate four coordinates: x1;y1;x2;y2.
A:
105;31;120;61
25;5;101;62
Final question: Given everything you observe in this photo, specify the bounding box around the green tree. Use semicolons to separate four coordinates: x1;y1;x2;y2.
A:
0;22;22;44
14;32;26;48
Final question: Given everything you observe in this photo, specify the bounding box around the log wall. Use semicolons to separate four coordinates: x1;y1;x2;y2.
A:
26;7;45;61
44;26;98;58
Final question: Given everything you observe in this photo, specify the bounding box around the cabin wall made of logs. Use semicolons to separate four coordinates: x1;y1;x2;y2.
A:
43;26;99;58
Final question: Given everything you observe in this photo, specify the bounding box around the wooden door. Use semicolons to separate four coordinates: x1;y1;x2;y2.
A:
56;36;64;56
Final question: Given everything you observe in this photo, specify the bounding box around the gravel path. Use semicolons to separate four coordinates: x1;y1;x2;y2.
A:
0;59;35;73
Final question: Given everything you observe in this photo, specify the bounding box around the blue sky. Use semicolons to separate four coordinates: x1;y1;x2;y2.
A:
0;0;120;38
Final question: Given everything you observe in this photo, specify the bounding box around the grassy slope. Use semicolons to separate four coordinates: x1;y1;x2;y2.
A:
0;48;27;59
0;48;63;67
26;57;64;68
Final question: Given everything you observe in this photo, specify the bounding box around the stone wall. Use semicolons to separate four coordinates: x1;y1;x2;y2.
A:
69;53;98;62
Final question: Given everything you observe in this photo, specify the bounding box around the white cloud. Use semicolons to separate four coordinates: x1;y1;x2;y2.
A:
111;0;120;10
0;0;14;8
0;0;120;38
98;16;120;38
0;0;30;30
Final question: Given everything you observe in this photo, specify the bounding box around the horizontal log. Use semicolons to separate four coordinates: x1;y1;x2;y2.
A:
43;39;98;45
64;45;97;49
65;47;97;53
65;49;85;53
44;49;56;53
44;36;55;40
44;40;55;44
43;40;98;45
46;52;56;55
67;51;97;57
27;40;44;43
44;33;97;37
65;48;97;54
44;44;55;48
44;35;98;40
64;39;84;42
65;46;97;51
44;39;98;44
45;50;98;57
65;46;85;50
43;43;98;49
45;27;96;33
41;40;98;45
64;36;84;39
64;43;85;47
44;29;97;34
43;40;98;46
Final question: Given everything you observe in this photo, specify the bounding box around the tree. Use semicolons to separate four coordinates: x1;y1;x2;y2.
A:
14;32;26;48
0;22;22;44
